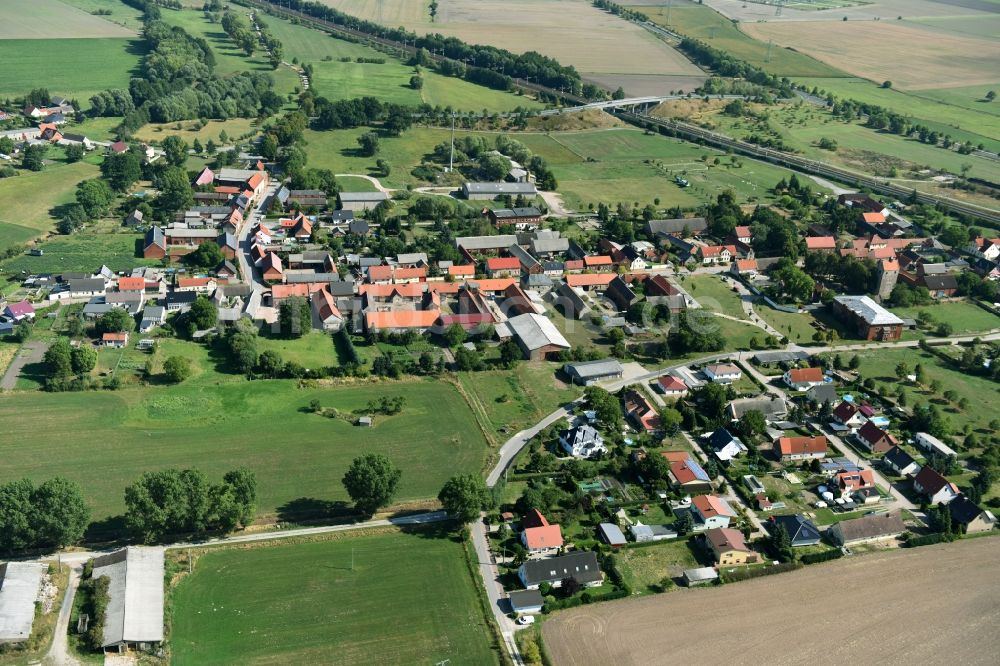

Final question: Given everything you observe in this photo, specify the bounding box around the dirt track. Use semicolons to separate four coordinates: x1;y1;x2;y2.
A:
543;537;1000;666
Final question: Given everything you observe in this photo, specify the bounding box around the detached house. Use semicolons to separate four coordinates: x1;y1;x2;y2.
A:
703;363;741;384
559;425;606;458
783;367;825;390
691;495;736;530
832;400;865;429
520;511;564;556
517;551;602;590
768;514;822;547
882;446;920;477
913;466;960;505
828;513;906;546
657;374;688;396
663;451;713;493
948;496;997;534
623;390;660;433
854;421;896;454
778;436;828;462
706;428;748;463
704;527;756;566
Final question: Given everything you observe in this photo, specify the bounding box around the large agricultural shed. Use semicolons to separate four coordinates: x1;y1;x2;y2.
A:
92;547;165;651
0;562;45;644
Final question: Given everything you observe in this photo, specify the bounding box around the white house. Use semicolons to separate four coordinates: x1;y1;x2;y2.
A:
703;363;742;384
706;428;748;463
913;466;960;505
559;424;606;458
914;432;957;459
782;367;826;390
690;495;736;530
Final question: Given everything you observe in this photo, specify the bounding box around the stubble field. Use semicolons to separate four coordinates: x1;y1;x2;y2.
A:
543;537;1000;665
0;0;136;38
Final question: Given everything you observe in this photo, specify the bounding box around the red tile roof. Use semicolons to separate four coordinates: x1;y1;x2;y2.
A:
364;310;440;330
658;375;688;392
788;367;824;384
117;277;145;291
778;436;828;457
522;524;563;550
806;236;837;250
565;273;616;287
693;495;733;520
486;257;520;271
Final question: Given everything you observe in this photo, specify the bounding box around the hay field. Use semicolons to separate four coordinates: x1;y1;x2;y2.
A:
743;20;1000;90
0;0;136;38
543;538;1000;666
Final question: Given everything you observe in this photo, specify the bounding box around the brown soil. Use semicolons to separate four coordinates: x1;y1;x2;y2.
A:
542;536;1000;666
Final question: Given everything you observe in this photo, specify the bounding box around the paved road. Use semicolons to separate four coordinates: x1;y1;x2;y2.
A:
471;517;524;665
0;340;47;390
236;180;281;293
43;564;81;666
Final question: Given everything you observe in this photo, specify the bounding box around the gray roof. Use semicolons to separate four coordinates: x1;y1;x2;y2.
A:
330;210;354;221
806;383;838;405
217;168;261;181
491;207;542;219
0;562;45;643
285;272;341;284
339;191;388;202
564;358;624;380
164;228;217;239
598;522;627;546
507;313;570;351
507;589;544;609
647;217;707;236
519;551;602;587
145;226;165;249
754;350;811;364
683;567;719;583
509;244;541;269
531;238;570;255
91;547;164;647
770;514;822;546
832;513;906;544
69;278;106;293
834;295;904;326
728;397;788;420
141;306;165;321
396;252;428;265
456;235;519;251
464;182;538;195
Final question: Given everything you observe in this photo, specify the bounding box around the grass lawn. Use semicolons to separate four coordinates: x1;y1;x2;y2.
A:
456;363;579;439
682;274;746;319
67;116;124;142
55;0;146;32
0;38;144;101
0;378;491;521
0;162;101;254
890;300;1000;334
256;331;340;370
133;118;260;145
336;175;380;192
812;507;870;526
636;3;843;78
261;13;541;112
169;529;500;666
2;221;153;274
838;347;1000;436
756;306;820;344
618;539;700;593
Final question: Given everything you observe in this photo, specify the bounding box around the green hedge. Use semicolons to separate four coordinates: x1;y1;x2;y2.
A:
905;532;953;548
800;549;844;564
720;562;801;583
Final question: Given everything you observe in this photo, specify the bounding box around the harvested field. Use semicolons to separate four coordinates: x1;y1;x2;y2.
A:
742;20;1000;90
0;0;136;38
331;0;706;95
525;109;624;132
543;537;1000;666
699;0;996;22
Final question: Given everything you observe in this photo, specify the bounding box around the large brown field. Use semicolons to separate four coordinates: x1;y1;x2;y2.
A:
322;0;707;95
543;537;1000;665
698;0;998;22
0;0;136;39
742;20;1000;90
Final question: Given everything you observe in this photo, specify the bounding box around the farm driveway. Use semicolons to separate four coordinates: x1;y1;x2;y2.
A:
0;341;47;390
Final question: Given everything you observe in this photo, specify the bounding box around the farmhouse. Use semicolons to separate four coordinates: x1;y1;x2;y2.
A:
831;295;904;341
704;527;756;566
462;182;538;200
0;562;46;644
91;547;164;651
487;207;543;229
828;513;905;546
563;359;624;386
517;552;602;590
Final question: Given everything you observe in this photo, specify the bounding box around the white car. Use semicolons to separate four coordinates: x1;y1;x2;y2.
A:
517;616;535;626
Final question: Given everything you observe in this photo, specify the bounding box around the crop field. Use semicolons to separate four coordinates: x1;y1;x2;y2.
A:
544;538;1000;665
55;0;146;31
0;378;490;520
170;530;499;666
697;0;992;22
634;3;843;78
0;38;144;100
329;0;707;95
260;14;541;111
133;118;261;144
742;20;1000;92
0;162;100;253
1;223;153;275
0;0;136;39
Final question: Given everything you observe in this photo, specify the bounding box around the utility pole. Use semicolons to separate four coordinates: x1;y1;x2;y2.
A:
766;39;773;63
351;547;354;572
665;0;673;26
